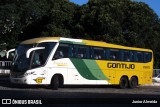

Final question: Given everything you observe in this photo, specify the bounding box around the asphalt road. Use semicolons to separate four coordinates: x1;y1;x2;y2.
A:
0;76;160;105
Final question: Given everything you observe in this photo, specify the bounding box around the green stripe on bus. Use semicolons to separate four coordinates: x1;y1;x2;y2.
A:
70;58;109;80
83;60;109;80
70;58;98;80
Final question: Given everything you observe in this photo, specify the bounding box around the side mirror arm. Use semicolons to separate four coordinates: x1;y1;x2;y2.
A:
7;49;15;59
26;47;45;58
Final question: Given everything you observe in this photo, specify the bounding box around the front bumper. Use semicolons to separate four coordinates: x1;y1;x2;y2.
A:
10;76;29;84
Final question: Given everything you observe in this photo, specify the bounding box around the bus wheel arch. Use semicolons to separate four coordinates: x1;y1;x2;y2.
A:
50;74;64;90
129;76;138;89
119;76;129;89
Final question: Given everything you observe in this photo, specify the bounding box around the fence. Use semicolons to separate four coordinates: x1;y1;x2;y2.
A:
0;61;12;74
153;69;160;77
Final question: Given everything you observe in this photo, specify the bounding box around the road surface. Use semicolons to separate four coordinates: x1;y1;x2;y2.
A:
0;76;160;105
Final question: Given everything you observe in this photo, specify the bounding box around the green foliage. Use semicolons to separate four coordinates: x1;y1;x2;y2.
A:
74;0;160;68
0;0;160;68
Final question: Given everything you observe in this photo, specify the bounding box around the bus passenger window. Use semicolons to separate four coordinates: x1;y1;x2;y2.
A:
77;46;87;59
53;44;69;59
109;49;120;60
93;47;105;60
71;45;76;58
130;51;134;62
32;51;44;67
144;52;152;62
54;51;64;59
123;50;131;61
136;52;143;62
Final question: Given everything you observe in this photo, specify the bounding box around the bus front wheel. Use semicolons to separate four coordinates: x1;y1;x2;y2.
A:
119;77;129;89
129;77;138;89
51;75;60;90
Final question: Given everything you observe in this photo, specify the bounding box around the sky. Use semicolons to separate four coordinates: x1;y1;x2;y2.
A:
135;0;160;17
70;0;88;5
69;0;160;17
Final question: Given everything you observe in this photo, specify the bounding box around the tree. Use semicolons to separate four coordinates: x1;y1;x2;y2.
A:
73;0;160;68
0;0;160;68
42;0;78;37
0;1;21;49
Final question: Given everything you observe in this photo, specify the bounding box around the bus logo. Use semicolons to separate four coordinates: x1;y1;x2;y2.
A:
34;77;45;84
107;63;135;69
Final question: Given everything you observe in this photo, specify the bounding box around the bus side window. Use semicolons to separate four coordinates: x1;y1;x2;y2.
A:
109;49;120;60
144;52;152;62
135;51;143;62
53;44;69;59
32;50;45;67
105;48;109;60
93;47;105;60
123;50;130;61
130;51;134;62
77;46;87;59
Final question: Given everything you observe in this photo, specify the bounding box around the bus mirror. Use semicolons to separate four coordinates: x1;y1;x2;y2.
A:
7;49;15;59
26;47;45;58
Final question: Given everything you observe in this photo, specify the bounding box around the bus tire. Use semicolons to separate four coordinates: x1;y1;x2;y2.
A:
51;75;60;90
129;77;137;89
119;77;129;89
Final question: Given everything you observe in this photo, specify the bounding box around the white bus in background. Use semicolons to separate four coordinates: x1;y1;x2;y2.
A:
0;49;15;74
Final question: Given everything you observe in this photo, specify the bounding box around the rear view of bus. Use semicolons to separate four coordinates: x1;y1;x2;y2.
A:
10;37;153;89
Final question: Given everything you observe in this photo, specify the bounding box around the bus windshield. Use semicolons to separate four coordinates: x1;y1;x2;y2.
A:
31;42;56;69
12;44;35;73
12;42;56;73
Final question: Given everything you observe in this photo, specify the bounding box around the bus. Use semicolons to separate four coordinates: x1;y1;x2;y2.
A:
0;49;15;75
10;37;153;89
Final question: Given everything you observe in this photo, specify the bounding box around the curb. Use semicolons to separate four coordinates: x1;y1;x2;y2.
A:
143;83;160;86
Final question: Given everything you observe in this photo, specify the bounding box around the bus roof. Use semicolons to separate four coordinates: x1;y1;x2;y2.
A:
21;37;152;52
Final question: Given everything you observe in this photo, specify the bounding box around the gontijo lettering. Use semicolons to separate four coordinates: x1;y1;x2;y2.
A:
107;63;135;69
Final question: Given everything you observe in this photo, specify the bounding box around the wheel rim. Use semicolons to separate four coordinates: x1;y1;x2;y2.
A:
51;76;60;89
131;78;137;88
120;78;128;88
54;76;59;86
122;80;127;87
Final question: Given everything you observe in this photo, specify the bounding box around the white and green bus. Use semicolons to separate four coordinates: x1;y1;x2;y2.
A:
10;37;153;89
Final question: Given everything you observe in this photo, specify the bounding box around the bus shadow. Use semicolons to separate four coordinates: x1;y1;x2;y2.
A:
61;85;120;89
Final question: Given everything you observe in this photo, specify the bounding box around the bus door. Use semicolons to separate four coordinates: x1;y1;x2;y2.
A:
31;50;48;84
